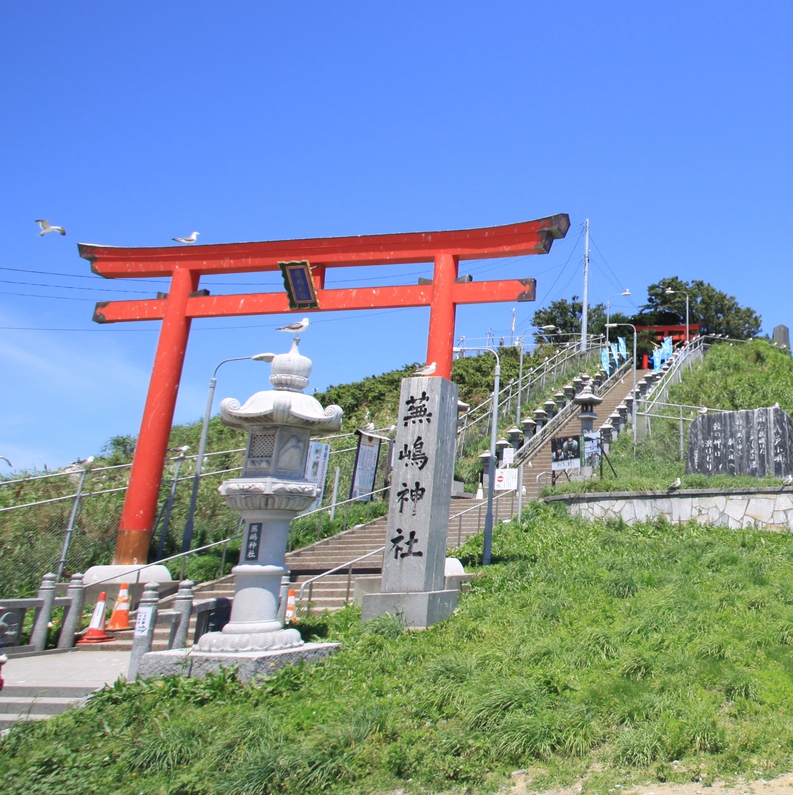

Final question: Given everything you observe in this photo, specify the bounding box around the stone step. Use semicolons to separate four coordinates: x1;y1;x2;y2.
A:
0;697;79;715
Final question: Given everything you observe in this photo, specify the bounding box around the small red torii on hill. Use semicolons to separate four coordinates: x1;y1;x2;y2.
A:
79;214;570;566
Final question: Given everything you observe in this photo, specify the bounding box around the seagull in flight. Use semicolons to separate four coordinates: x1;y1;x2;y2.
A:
172;231;200;244
277;317;310;334
414;362;437;376
0;456;11;467
35;219;66;236
668;477;681;490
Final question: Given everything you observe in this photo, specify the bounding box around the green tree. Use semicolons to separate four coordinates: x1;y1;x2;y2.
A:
531;296;624;344
639;276;761;339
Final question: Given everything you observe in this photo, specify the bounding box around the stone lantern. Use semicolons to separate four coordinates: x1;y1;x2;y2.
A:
521;416;536;440
573;383;603;434
506;426;523;450
617;402;629;424
194;338;343;655
554;392;566;411
572;376;583;394
543;398;557;419
563;383;575;401
600;421;613;452
495;438;511;464
533;406;548;431
609;410;622;437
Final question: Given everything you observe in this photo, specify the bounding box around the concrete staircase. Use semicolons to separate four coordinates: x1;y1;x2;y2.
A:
0;685;96;729
521;371;647;503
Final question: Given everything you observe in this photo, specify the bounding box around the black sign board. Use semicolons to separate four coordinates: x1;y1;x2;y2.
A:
244;522;263;562
279;260;320;309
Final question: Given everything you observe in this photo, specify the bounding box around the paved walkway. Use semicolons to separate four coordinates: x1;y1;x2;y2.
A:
3;649;131;690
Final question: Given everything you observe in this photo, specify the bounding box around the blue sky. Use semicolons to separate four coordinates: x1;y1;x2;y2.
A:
1;2;791;471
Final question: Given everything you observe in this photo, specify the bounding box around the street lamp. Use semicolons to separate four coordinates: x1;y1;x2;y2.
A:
664;287;690;344
181;352;275;554
454;345;500;565
605;289;631;347
605;323;637;447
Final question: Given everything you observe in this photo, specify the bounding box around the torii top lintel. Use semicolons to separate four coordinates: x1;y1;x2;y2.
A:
85;214;569;566
79;214;570;278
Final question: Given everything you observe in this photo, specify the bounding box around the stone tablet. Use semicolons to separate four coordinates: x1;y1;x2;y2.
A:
363;375;460;627
687;406;793;478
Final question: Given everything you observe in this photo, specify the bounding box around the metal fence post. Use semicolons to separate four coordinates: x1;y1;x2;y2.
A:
679;405;685;461
57;572;85;649
128;583;159;680
30;573;57;652
56;469;87;579
169;580;194;650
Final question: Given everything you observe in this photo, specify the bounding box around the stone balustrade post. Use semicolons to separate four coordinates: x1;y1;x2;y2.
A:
57;573;85;649
169;580;195;650
128;583;159;680
30;573;57;652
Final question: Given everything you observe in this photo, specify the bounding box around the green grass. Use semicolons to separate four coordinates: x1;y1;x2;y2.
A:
6;503;793;794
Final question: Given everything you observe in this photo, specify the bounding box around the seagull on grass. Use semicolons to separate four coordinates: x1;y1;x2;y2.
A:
277;317;310;334
782;475;793;488
35;219;66;236
413;362;437;376
668;477;682;490
172;231;200;244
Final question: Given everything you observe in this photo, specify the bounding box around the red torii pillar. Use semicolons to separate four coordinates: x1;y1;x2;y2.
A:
79;214;570;564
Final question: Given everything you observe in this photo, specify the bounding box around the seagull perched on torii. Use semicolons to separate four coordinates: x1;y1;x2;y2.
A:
35;220;66;236
173;231;200;244
277;317;310;335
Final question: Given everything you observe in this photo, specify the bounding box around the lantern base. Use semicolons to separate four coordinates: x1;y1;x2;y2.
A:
194;626;303;653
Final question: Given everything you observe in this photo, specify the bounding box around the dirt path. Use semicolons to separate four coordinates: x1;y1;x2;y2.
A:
507;771;793;795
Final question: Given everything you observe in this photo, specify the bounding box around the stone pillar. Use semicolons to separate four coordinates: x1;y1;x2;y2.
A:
129;583;159;679
57;573;85;649
363;376;459;628
170;580;195;650
30;573;57;652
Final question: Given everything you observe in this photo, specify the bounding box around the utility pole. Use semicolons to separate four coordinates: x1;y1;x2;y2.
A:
510;308;516;346
581;218;590;352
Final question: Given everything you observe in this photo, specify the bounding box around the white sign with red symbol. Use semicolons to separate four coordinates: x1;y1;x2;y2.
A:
494;468;518;491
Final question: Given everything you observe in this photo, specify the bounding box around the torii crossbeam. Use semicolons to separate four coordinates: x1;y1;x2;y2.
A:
79;213;570;565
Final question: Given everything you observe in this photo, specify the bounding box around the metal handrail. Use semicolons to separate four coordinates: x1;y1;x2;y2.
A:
297;489;518;608
84;534;244;591
514;357;633;466
298;546;386;602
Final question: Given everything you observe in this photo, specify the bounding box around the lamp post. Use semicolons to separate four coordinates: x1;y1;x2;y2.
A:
664;287;690;344
507;425;524;520
454;345;500;565
181;353;275;554
605;323;637;447
605;289;631;346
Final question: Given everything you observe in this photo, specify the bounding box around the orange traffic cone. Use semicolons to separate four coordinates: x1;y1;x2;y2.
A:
107;583;131;631
284;589;297;625
77;591;115;644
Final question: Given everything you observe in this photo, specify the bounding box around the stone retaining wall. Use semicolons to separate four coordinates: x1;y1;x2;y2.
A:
545;488;793;531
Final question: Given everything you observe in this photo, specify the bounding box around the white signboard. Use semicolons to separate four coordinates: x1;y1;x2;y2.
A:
502;448;515;465
304;442;331;511
494;468;518;491
350;433;382;501
134;605;154;638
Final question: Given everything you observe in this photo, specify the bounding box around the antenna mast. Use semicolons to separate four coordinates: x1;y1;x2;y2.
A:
581;218;590;352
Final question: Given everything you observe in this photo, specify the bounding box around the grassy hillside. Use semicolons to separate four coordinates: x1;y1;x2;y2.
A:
546;340;793;496
5;504;793;794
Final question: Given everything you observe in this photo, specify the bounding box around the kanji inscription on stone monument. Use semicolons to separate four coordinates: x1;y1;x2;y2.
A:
362;375;460;627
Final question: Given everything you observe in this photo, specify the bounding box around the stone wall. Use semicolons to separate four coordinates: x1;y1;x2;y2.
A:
545;488;793;531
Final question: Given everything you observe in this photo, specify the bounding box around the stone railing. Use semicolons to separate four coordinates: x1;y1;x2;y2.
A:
545;487;793;531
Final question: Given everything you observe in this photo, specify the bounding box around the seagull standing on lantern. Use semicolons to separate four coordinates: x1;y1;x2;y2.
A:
277;317;310;335
414;362;437;376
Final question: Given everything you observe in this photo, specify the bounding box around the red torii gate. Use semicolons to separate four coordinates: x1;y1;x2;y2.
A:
79;214;570;565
